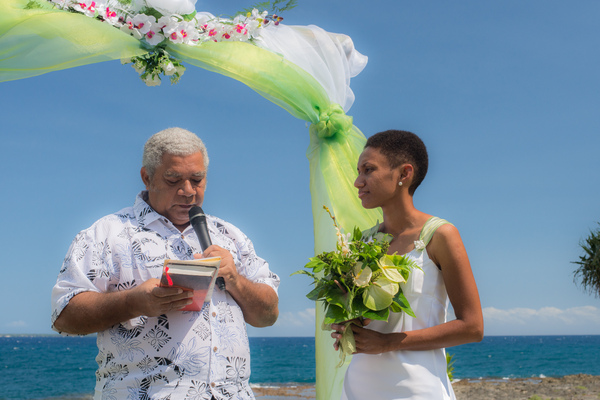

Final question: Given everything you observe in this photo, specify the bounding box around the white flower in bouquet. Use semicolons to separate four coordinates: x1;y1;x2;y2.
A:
293;206;420;366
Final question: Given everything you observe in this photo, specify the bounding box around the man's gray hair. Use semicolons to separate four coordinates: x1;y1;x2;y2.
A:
143;127;209;178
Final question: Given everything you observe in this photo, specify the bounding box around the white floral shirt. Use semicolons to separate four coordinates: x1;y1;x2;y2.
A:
51;192;280;400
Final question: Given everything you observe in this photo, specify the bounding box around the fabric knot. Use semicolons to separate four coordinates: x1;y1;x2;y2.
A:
309;103;353;139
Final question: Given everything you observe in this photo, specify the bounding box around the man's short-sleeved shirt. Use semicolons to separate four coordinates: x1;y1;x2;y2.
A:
51;192;280;400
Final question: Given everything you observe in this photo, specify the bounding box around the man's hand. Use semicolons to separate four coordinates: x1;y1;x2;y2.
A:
128;278;194;317
53;279;193;335
197;245;240;288
195;247;279;327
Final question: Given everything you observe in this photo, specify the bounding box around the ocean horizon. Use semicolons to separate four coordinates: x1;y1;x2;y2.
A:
1;334;599;400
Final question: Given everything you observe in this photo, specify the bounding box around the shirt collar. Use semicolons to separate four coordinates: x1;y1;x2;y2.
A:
133;190;168;229
133;191;196;234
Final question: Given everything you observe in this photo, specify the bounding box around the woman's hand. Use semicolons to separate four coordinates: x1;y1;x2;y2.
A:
331;319;392;355
331;318;391;354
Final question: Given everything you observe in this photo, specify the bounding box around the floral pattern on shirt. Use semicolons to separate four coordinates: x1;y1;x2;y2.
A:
51;192;280;400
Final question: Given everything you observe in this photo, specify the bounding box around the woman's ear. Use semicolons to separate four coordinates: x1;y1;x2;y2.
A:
398;163;415;186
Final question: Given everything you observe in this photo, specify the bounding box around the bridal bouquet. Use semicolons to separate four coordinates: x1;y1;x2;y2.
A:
294;207;418;365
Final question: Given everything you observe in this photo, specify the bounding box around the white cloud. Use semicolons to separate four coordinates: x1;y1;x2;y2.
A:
250;305;600;337
6;320;27;328
247;308;316;337
483;306;600;335
275;308;316;327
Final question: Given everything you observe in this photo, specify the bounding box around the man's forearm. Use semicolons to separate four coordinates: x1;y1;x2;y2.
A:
53;290;137;335
53;279;194;335
227;277;279;327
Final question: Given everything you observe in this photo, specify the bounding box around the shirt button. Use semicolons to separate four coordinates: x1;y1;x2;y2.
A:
211;382;216;388
180;234;185;239
212;312;216;317
213;346;218;352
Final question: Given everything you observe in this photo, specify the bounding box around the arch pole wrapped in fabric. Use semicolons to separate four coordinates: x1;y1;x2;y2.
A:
0;0;382;397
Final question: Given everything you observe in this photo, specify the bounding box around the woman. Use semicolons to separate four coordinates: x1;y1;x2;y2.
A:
331;130;484;400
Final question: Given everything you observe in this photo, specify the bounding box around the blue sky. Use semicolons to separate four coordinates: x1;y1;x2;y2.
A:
1;0;599;337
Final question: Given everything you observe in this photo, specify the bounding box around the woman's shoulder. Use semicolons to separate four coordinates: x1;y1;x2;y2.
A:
419;216;454;246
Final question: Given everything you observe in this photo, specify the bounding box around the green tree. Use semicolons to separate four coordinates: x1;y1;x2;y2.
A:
573;224;600;297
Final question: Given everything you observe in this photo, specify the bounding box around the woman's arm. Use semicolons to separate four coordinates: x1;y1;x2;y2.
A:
332;223;484;354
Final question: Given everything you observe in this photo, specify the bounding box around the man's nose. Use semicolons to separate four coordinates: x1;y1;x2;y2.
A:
178;180;195;196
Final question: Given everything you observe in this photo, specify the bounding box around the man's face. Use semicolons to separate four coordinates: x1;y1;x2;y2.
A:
141;152;207;231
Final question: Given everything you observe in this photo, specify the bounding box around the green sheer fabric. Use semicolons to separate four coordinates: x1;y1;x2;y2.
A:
0;1;382;397
0;0;147;81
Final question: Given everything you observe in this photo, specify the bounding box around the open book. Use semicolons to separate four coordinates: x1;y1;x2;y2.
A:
159;257;221;311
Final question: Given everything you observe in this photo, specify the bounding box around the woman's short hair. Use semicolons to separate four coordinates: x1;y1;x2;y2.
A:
365;130;428;195
143;127;209;179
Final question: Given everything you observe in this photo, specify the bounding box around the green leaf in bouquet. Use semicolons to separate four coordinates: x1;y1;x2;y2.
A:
323;303;349;325
326;289;348;310
392;290;416;318
363;306;389;321
389;300;402;313
290;269;315;279
352;226;363;241
337;259;354;274
350;292;368;316
305;257;328;274
306;284;324;301
373;232;393;244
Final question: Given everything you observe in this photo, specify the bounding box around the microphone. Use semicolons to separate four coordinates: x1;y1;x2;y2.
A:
189;206;226;291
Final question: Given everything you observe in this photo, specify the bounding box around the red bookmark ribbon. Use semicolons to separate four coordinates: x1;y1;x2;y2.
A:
165;266;173;286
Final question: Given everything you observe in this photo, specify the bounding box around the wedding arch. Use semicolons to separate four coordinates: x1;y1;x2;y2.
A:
0;0;383;398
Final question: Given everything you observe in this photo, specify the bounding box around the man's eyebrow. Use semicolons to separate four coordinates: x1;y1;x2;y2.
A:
163;170;206;178
163;171;182;178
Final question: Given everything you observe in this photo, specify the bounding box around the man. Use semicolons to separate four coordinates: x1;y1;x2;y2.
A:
51;127;280;400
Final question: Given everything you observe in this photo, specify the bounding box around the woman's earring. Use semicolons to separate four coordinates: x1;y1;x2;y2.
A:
398;181;403;187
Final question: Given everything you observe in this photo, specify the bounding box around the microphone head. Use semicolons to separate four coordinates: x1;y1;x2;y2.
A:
189;205;206;221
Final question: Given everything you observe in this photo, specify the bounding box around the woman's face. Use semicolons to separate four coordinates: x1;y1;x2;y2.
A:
354;147;402;209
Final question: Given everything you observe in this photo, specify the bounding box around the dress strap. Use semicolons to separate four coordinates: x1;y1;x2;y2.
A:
419;217;453;247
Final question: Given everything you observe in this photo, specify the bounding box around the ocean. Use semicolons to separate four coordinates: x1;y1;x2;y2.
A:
1;335;599;400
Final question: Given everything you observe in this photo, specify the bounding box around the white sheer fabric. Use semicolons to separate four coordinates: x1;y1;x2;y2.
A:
257;24;368;112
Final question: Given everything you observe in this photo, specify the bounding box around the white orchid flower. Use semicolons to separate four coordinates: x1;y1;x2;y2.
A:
336;228;351;256
145;29;165;46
